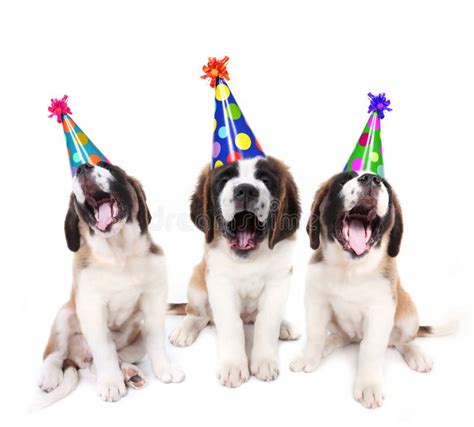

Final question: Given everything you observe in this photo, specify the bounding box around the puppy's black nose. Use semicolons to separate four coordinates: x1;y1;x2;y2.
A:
358;174;381;187
234;184;259;204
76;163;93;175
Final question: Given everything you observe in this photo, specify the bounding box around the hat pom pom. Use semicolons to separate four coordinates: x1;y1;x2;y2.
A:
367;92;392;119
48;95;72;123
201;56;230;88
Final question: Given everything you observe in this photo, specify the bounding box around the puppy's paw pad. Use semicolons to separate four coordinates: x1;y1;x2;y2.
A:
38;364;63;392
155;365;185;383
289;354;320;373
251;358;279;381
121;363;146;390
217;360;249;388
97;375;127;402
279;322;301;341
353;382;385;409
169;327;198;347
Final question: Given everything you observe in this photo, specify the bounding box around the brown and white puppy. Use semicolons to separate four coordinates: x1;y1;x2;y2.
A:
291;171;443;409
36;162;183;409
169;156;301;387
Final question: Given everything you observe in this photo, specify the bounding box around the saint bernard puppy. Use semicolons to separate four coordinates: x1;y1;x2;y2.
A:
291;171;444;409
36;162;183;409
169;156;301;387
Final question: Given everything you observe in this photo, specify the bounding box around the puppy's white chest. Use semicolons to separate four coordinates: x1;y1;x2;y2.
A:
329;277;393;339
76;256;164;327
309;265;394;340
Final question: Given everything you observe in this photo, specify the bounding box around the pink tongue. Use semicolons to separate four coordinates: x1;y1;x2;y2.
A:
95;202;113;231
237;231;255;250
348;219;367;256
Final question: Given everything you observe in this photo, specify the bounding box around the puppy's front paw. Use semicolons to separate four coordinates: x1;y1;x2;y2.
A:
154;364;185;383
217;359;249;388
121;362;146;390
403;348;433;373
251;358;279;381
169;325;199;347
97;372;127;402
279;321;301;341
289;353;321;373
38;362;63;392
353;381;385;409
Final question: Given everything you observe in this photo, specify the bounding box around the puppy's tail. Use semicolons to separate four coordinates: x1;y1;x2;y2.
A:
167;303;187;316
30;362;79;412
417;318;459;337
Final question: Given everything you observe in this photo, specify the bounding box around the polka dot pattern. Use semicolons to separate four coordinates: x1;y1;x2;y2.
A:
343;112;384;177
211;78;265;168
235;133;251;150
215;84;230;101
226;103;241;120
61;113;110;176
218;126;227;139
212;142;221;158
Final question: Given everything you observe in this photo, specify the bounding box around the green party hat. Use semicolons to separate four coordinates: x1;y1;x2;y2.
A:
344;93;391;177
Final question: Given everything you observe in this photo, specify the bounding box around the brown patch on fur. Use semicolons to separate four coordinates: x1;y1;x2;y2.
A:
43;297;76;359
167;303;187;315
188;258;208;292
265;157;301;249
417;326;433;337
62;359;79;370
127;176;152;234
387;191;404;257
310;250;324;264
190;166;215;243
307;178;333;250
65;195;81;252
149;242;164;256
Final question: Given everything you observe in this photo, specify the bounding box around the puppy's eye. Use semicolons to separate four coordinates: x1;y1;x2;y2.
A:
259;174;271;186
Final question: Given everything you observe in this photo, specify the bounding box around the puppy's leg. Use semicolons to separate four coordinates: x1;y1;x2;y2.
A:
279;319;300;341
392;285;432;373
140;287;185;384
395;342;433;373
39;304;75;392
251;275;290;381
353;307;394;409
170;289;210;347
76;297;126;402
118;333;147;389
322;333;352;358
207;273;249;388
290;286;331;373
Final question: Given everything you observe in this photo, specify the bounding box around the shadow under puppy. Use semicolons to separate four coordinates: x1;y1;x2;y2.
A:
291;171;451;408
37;162;183;408
170;157;301;387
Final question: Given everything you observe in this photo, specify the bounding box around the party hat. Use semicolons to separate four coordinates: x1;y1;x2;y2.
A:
48;95;110;176
343;92;392;177
201;56;266;169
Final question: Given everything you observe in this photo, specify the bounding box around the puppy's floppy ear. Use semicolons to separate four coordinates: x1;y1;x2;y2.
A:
387;192;403;257
307;180;331;250
127;176;152;234
268;163;301;250
65;195;81;252
190;166;215;243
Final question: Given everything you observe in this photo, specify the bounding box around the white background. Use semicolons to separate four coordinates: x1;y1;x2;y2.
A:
1;0;473;425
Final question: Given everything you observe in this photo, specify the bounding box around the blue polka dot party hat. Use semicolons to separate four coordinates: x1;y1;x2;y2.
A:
201;56;266;169
48;95;111;176
343;93;392;178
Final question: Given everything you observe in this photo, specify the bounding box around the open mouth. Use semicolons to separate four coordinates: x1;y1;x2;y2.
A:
225;211;266;253
84;190;121;232
337;205;381;257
